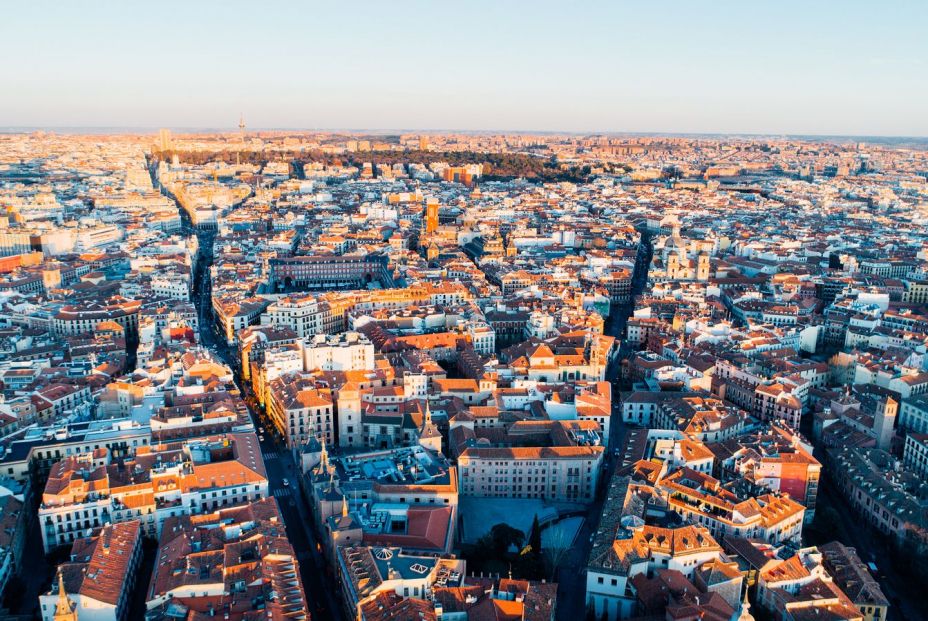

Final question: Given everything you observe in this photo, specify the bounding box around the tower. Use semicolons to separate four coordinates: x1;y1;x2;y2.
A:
53;569;77;621
873;396;897;451
158;128;172;153
418;400;442;452
426;241;439;262
667;252;680;280
424;198;439;235
697;252;710;281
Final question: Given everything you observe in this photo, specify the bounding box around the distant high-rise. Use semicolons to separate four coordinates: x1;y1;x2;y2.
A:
158;128;172;152
237;113;246;165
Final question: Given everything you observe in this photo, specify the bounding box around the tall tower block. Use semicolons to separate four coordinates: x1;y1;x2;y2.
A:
158;128;172;152
237;113;246;166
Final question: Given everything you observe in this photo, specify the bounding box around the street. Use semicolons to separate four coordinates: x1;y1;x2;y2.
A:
810;478;922;621
555;235;649;619
155;170;345;621
160;182;653;621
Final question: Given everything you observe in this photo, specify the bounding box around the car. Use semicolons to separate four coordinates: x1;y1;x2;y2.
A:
259;435;265;442
282;478;290;487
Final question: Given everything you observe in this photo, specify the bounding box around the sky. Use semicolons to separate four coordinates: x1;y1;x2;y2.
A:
1;0;926;136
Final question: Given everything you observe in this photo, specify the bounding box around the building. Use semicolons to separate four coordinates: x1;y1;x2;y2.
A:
433;577;559;621
424;198;438;235
902;433;928;480
454;419;605;502
828;446;928;542
269;253;392;291
303;331;375;372
659;467;805;545
899;393;928;434
262;294;340;338
585;524;730;620
308;444;458;538
39;433;268;552
0;494;26;599
0;417;152;483
52;298;141;338
335;545;465;620
266;372;335;448
710;423;821;522
212;295;270;345
819;542;889;621
757;547;863;621
39;521;143;621
326;498;455;556
145;498;308;620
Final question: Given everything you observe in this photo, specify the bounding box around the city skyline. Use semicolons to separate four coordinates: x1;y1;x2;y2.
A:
2;0;926;136
2;2;928;620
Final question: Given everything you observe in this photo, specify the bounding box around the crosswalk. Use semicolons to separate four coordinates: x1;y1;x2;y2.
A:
272;488;292;498
262;451;279;461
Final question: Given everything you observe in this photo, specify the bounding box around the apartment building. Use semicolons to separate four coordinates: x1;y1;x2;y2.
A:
303;331;375;372
337;545;465;619
659;467;805;545
266;372;335;448
585;524;728;620
757;547;863;621
52;298;141;337
455;420;605;503
145;499;308;620
39;521;143;621
819;542;889;621
39;433;268;552
827;447;927;542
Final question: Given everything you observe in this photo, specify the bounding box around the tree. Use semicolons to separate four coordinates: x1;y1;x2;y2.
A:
542;522;574;581
528;514;542;557
513;515;546;579
489;523;525;556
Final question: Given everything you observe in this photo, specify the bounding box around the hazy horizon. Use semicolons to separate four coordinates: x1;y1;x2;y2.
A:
2;127;927;142
2;0;926;136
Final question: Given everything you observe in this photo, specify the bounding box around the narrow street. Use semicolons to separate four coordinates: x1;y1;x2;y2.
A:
152;164;345;621
809;477;920;621
555;232;651;619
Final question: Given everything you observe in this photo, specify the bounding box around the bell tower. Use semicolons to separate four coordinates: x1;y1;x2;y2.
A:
697;252;710;281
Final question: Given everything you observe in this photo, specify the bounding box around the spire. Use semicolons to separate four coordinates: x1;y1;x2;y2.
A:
54;569;76;620
731;584;754;621
424;400;432;427
320;436;329;469
341;494;349;518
